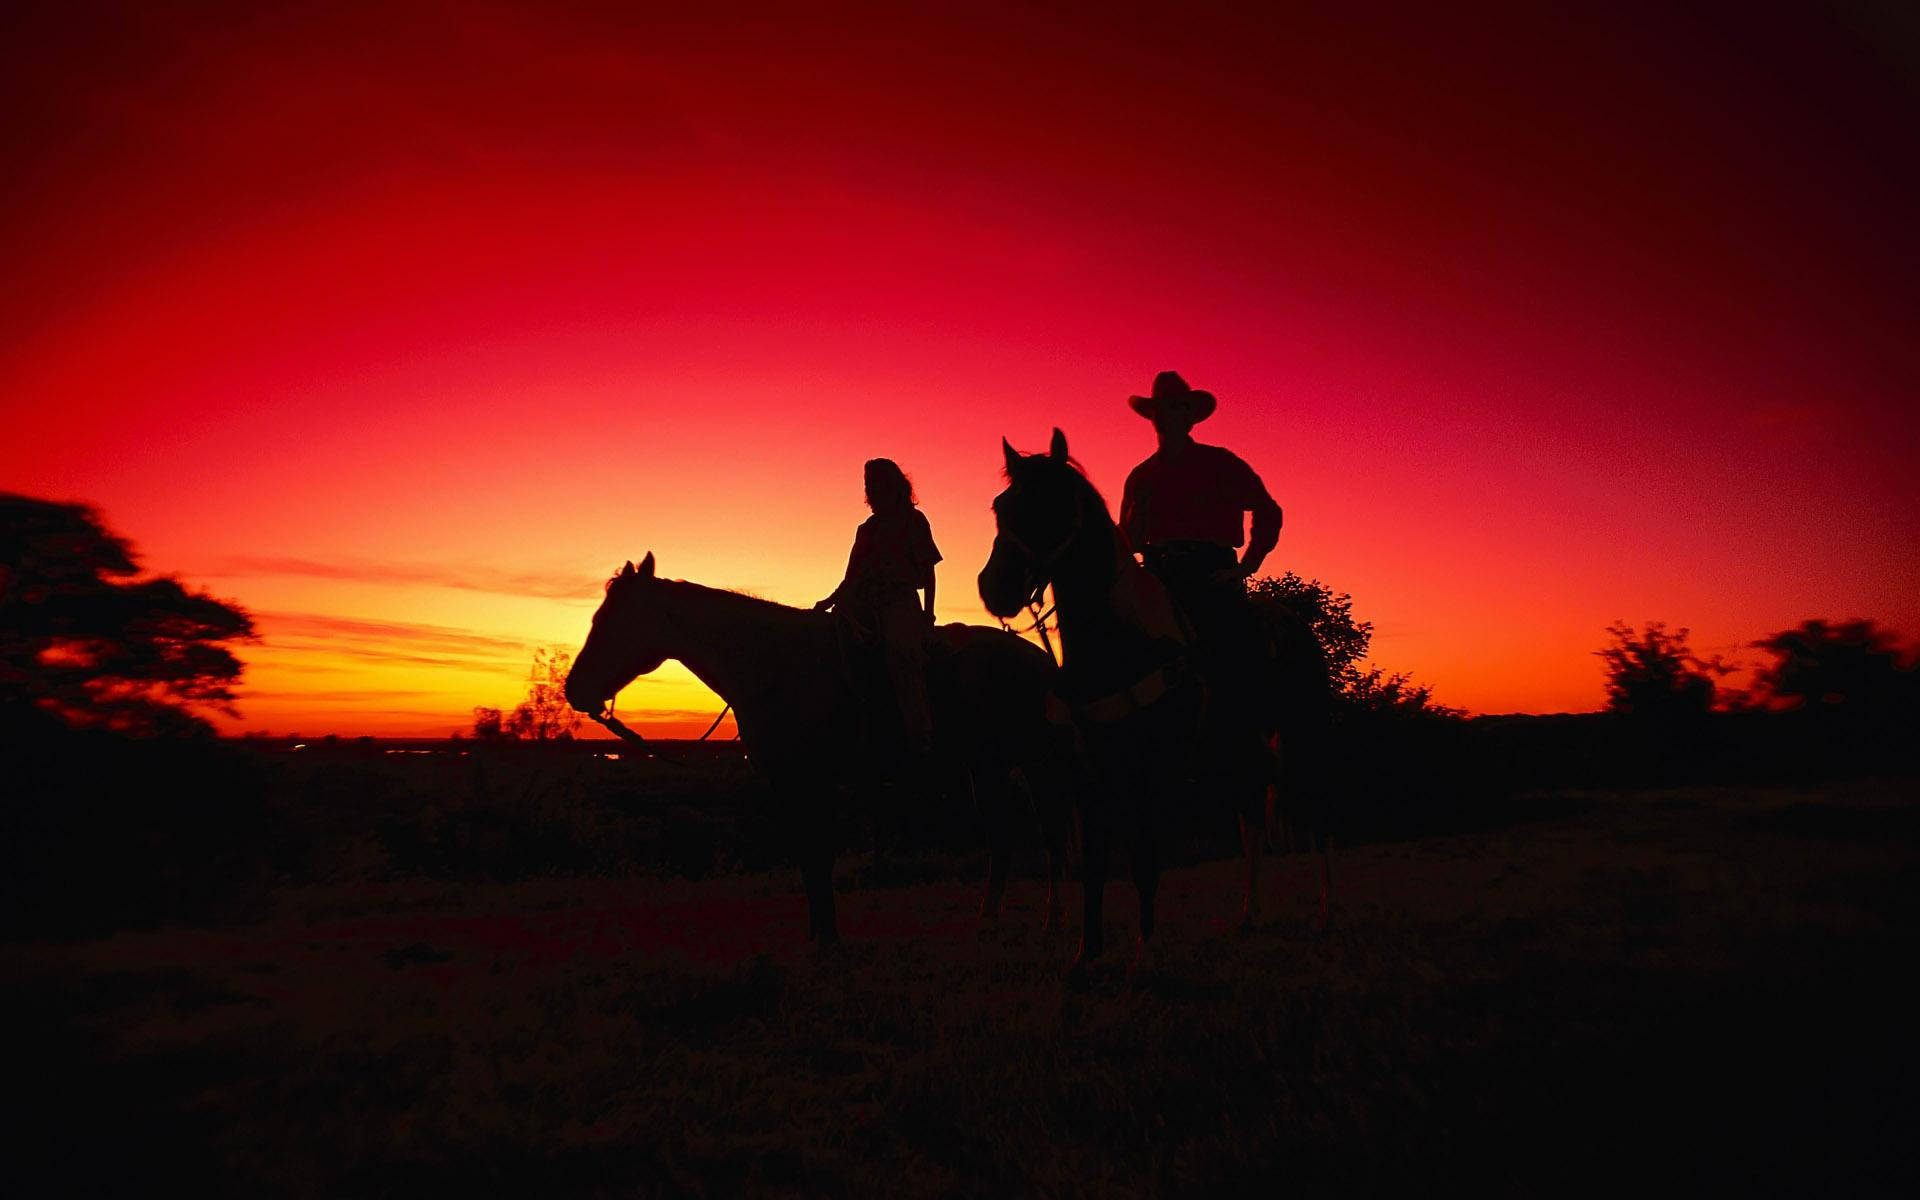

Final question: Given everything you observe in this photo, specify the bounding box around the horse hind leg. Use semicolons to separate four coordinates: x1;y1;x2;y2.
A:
975;768;1010;922
1317;830;1334;934
799;829;838;946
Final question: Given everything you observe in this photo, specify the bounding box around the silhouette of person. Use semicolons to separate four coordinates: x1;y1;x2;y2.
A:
1119;371;1282;711
816;458;942;752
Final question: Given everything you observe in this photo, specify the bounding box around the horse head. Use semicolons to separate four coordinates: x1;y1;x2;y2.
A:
979;427;1095;619
564;551;672;715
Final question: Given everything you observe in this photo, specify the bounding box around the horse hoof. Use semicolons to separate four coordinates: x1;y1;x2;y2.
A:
1066;946;1101;990
1127;938;1158;985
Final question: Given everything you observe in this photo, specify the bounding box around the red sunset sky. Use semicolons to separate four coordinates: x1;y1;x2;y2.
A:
4;2;1916;735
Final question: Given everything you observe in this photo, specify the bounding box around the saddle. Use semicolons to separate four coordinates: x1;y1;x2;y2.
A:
1049;545;1286;732
827;612;965;755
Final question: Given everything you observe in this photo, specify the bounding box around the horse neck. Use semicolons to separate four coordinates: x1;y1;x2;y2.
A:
652;581;809;706
1047;505;1150;673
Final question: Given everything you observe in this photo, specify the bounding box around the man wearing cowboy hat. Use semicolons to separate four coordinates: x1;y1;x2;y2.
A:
1120;371;1282;703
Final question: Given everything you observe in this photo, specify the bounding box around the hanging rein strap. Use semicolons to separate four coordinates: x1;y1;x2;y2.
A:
1002;589;1060;667
995;488;1083;669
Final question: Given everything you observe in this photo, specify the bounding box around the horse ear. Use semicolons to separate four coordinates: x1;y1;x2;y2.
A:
621;561;634;576
1002;436;1020;473
1049;428;1068;461
638;552;656;579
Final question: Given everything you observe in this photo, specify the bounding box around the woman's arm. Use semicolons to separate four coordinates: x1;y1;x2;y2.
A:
922;569;937;623
815;536;862;611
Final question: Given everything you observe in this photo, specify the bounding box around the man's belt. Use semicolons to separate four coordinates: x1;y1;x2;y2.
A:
1142;541;1237;572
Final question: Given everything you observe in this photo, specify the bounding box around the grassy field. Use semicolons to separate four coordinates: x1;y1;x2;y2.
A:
7;778;1917;1196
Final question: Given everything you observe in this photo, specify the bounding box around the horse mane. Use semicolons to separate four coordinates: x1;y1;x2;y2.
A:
1008;452;1117;527
605;572;809;619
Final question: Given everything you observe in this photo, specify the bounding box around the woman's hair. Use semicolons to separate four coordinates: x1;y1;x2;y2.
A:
863;458;916;512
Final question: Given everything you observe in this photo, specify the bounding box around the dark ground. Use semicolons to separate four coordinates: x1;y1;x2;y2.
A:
5;765;1916;1197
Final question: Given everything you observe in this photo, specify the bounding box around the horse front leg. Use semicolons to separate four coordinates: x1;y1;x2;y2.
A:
1238;808;1262;931
800;842;837;945
785;785;837;945
1072;812;1110;979
1127;773;1164;980
1016;759;1071;934
1240;735;1284;930
1039;791;1069;935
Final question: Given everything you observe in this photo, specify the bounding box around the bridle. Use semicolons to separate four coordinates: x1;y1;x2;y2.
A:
580;583;734;762
992;478;1087;666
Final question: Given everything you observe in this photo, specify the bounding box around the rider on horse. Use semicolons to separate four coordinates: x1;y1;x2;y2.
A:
815;458;942;755
1119;371;1282;719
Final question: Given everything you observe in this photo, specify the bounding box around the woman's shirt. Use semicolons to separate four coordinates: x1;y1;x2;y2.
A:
844;506;941;607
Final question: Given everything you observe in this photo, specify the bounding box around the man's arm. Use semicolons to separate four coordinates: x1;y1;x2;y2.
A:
922;569;937;623
1239;473;1283;578
1119;468;1147;556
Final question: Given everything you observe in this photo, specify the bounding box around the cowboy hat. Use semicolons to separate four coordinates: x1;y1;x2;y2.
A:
1128;370;1216;423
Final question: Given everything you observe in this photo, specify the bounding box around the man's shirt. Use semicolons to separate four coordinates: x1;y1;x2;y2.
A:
1120;441;1276;549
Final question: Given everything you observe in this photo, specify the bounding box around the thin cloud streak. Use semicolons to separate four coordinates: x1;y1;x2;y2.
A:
239;689;438;702
214;556;596;600
257;611;534;655
260;642;522;671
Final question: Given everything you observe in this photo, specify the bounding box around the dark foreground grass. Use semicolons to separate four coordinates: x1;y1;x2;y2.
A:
7;781;1917;1197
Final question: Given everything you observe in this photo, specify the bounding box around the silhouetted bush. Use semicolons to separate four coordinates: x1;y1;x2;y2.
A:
0;711;273;938
1596;621;1733;718
1751;619;1918;718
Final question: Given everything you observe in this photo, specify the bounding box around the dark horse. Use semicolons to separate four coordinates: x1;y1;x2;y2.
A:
979;430;1333;976
564;553;1072;944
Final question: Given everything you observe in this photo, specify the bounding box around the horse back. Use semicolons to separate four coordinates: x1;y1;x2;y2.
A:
926;623;1059;754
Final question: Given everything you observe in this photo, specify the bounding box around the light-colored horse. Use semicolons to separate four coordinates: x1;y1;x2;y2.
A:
564;553;1072;944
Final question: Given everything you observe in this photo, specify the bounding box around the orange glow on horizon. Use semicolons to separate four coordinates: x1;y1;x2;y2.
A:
4;6;1915;736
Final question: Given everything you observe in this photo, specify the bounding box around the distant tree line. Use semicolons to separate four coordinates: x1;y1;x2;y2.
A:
1598;618;1918;720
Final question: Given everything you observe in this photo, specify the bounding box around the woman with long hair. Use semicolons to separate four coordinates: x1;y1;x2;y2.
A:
815;458;941;751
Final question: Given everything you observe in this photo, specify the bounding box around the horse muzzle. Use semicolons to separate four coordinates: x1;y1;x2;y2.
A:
562;674;608;716
977;560;1033;621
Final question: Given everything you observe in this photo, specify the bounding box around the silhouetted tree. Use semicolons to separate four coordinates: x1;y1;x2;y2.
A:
1750;619;1916;715
474;648;581;742
1596;621;1733;717
1249;571;1454;716
471;706;507;742
508;647;581;740
1;493;253;736
1247;572;1371;693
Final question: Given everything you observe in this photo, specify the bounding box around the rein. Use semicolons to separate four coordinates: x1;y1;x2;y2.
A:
591;700;734;764
1002;592;1059;667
